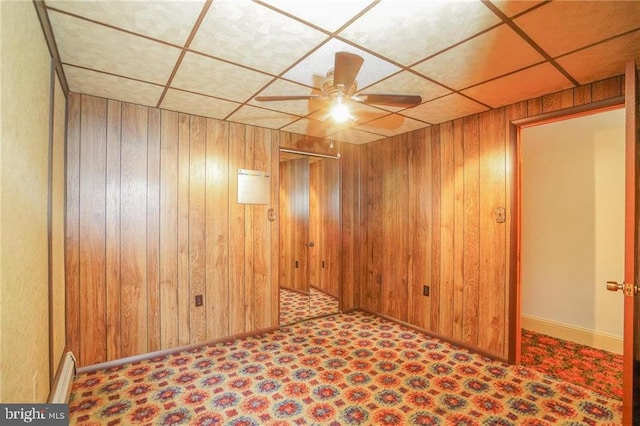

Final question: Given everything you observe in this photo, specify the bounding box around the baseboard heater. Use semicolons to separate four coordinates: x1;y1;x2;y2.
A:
48;351;76;403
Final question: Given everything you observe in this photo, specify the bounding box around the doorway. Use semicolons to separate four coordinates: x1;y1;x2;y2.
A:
278;150;341;325
519;108;625;397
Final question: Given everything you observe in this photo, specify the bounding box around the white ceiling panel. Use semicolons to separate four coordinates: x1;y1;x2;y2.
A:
488;0;543;18
42;0;640;145
402;94;488;125
461;63;574;108
328;128;385;145
227;104;299;129
260;0;376;32
44;0;205;46
556;31;640;86
281;118;336;139
361;70;451;108
49;10;181;85
190;0;328;76
171;52;273;102
249;79;326;116
283;38;399;89
412;24;544;91
161;89;240;120
63;65;164;107
338;0;501;66
515;1;640;58
355;114;430;137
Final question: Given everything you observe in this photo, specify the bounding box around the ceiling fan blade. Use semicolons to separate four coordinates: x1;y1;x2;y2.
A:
255;95;319;101
333;52;364;88
357;94;422;107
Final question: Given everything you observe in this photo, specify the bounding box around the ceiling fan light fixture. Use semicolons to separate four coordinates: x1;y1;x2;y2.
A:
329;99;353;123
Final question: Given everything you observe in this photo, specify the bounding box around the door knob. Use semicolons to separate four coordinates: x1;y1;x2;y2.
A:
606;281;624;292
606;280;638;296
309;241;315;247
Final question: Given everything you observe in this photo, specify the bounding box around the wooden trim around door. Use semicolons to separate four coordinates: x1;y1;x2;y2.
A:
508;96;625;365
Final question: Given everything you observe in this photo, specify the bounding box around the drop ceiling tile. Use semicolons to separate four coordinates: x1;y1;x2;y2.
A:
260;0;375;32
355;114;429;137
172;52;273;102
45;0;205;46
49;10;181;85
64;65;163;107
283;38;399;89
360;71;451;110
488;0;543;18
556;30;640;85
338;0;501;66
461;63;574;108
402;94;488;125
515;1;640;58
227;105;299;130
328;128;385;145
412;24;544;91
281;118;335;138
249;79;326;116
190;0;328;75
161;89;239;120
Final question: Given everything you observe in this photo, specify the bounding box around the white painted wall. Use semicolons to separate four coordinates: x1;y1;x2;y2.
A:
521;108;624;341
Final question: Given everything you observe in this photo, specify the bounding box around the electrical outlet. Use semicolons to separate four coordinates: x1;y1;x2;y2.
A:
195;294;203;307
423;285;430;297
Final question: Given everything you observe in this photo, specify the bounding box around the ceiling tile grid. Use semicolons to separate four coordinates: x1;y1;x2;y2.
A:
45;0;206;46
411;24;545;92
48;9;182;85
189;0;329;76
63;65;164;107
171;52;274;102
42;0;640;144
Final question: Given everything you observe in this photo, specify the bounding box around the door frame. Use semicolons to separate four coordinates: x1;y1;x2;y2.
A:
508;96;624;363
277;148;343;321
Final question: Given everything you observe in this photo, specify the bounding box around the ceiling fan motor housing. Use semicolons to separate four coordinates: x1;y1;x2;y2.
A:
321;69;358;100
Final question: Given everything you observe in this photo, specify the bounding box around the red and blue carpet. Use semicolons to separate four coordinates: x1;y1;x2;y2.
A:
520;328;623;401
69;311;621;425
279;288;339;325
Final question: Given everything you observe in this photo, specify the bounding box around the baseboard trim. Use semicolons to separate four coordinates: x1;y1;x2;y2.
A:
357;308;508;363
77;325;279;374
521;314;622;354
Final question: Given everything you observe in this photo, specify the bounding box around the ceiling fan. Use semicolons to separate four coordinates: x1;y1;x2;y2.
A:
255;51;422;123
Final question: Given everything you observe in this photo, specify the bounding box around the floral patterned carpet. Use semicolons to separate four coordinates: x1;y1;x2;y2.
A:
520;329;623;400
69;312;622;425
280;287;339;325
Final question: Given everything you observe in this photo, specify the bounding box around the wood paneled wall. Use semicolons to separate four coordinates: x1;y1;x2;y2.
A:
358;75;625;359
65;75;624;366
66;93;280;366
339;142;363;312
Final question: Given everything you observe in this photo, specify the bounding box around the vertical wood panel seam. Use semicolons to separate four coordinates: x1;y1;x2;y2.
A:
117;102;123;359
146;107;151;351
158;111;163;348
102;99;108;361
77;95;83;364
187;116;192;342
229;127;233;331
203;118;208;339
